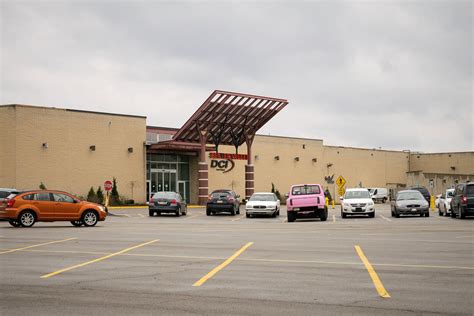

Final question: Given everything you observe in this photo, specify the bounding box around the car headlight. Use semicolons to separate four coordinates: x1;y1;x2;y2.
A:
368;201;374;206
343;203;350;207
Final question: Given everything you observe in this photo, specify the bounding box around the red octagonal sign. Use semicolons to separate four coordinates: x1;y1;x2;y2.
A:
104;180;113;192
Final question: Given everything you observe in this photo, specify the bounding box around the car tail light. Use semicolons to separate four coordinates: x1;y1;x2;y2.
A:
170;199;177;205
289;199;292;206
227;196;234;202
461;196;467;204
317;197;320;204
6;198;15;208
149;198;154;204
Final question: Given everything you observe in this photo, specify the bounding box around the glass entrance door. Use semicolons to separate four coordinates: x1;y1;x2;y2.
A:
151;169;177;195
178;181;186;202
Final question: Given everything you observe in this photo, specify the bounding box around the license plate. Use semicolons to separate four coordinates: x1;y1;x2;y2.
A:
217;200;223;203
355;208;362;212
158;202;167;205
293;208;300;211
411;208;417;211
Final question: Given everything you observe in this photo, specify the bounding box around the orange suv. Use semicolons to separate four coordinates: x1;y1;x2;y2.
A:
0;190;107;227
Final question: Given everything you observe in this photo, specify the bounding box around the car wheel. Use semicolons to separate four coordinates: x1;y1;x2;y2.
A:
395;210;400;218
206;209;211;216
230;207;236;216
382;197;387;203
369;212;375;218
246;213;250;218
451;207;456;218
287;212;296;222
149;210;154;217
19;210;36;227
82;210;98;227
183;207;187;216
70;220;83;227
341;212;347;218
236;207;240;215
175;207;181;217
425;211;430;217
320;208;328;221
459;206;466;219
277;208;280;216
8;220;21;227
438;208;442;216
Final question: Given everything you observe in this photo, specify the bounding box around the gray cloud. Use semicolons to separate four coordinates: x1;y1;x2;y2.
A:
1;0;472;152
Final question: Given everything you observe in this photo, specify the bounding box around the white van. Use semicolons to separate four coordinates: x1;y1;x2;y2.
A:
368;188;388;203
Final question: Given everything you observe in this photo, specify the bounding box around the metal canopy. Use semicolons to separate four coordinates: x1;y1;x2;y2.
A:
172;90;288;152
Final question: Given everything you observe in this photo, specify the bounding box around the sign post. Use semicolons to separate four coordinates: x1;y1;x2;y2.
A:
336;176;346;202
104;180;113;210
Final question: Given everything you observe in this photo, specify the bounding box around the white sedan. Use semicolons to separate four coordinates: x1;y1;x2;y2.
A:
245;193;280;218
341;188;375;218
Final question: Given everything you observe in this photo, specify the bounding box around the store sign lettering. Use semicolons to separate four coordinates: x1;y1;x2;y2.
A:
210;159;235;173
209;152;248;160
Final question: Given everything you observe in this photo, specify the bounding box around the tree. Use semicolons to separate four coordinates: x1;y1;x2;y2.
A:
110;177;121;205
39;182;47;190
271;183;282;202
87;186;98;203
96;186;104;204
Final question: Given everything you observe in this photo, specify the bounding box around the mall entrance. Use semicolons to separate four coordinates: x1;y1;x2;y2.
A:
146;154;190;202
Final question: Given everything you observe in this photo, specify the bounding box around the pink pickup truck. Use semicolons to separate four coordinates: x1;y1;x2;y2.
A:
286;184;327;222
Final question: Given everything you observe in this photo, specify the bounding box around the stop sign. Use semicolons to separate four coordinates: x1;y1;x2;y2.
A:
104;180;113;191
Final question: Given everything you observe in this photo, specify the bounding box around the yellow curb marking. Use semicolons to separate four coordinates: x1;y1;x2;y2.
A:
0;238;77;255
193;242;253;286
41;239;159;279
355;245;390;298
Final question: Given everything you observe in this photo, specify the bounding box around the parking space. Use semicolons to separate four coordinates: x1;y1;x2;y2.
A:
0;203;473;315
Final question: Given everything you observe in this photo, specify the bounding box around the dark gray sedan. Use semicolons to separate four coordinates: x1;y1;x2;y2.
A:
149;192;187;217
391;190;430;217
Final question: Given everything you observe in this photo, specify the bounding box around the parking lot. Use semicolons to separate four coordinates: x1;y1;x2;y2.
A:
1;204;473;315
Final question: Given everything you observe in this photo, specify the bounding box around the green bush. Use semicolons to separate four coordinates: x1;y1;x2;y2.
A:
96;186;104;204
110;177;122;206
87;187;98;203
39;182;47;190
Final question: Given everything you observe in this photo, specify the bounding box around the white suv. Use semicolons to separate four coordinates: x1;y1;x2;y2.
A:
341;188;375;218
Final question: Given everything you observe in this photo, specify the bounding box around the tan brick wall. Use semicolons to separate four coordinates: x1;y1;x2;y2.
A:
410;152;474;175
0;105;146;203
0;106;17;188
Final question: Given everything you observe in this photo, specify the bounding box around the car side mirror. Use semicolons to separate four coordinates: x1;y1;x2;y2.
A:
339;197;343;200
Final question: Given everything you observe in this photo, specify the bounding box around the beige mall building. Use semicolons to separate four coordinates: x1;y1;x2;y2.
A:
1;95;473;205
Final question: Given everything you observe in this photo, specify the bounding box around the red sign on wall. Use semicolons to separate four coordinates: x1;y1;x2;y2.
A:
209;152;248;160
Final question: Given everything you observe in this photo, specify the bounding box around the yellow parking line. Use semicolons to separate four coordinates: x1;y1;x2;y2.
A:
41;239;159;279
186;214;201;219
355;245;390;298
0;237;77;255
193;242;253;287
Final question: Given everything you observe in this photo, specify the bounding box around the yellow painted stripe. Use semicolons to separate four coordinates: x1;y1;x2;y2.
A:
41;239;159;279
0;237;77;255
193;242;253;286
355;245;390;298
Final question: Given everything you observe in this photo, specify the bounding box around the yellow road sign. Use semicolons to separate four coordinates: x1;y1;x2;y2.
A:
338;187;345;196
336;176;346;187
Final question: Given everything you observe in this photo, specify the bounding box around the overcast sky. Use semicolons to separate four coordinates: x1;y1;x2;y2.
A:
1;0;472;152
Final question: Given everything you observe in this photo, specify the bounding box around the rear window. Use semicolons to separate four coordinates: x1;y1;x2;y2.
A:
0;191;11;199
345;190;370;199
249;194;276;202
412;187;429;195
466;185;474;196
291;185;320;195
153;192;177;199
211;191;231;198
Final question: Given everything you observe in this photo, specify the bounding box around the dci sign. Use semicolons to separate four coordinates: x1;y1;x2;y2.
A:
210;159;235;173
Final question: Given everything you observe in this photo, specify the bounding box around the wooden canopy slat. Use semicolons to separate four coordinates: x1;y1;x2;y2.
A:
172;90;288;146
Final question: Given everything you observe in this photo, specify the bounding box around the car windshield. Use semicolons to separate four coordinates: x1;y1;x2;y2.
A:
249;194;275;202
292;185;320;195
344;191;370;199
153;192;176;199
412;187;429;195
397;192;423;200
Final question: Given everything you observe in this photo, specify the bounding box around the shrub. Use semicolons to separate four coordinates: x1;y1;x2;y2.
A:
96;186;104;204
87;186;98;203
110;177;122;206
39;182;47;190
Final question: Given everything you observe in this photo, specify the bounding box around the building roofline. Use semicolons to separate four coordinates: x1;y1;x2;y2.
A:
324;145;408;154
146;125;180;131
255;134;323;142
410;151;474;155
0;104;147;119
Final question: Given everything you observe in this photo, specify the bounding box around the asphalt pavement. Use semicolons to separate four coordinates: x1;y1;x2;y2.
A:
1;204;473;315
